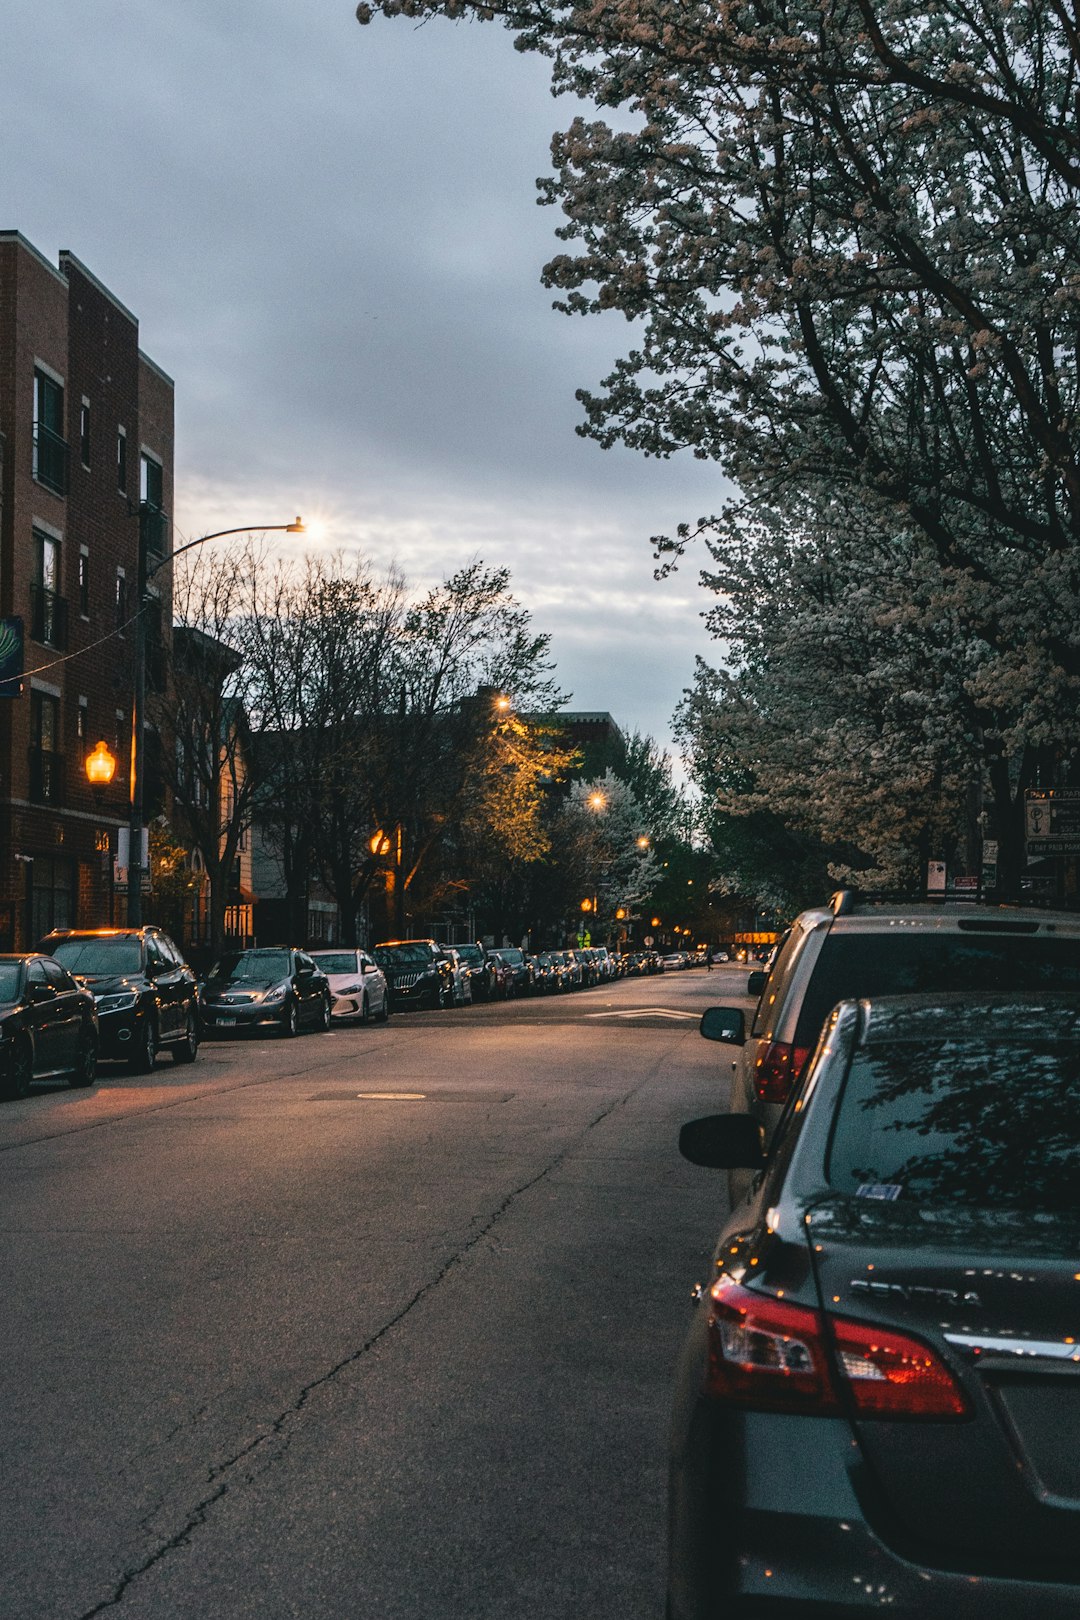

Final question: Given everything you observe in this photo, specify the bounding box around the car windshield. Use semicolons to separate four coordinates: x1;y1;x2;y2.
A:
795;934;1080;1049
311;952;359;974
374;945;432;966
499;950;523;965
212;950;291;983
0;962;24;1001
827;1036;1080;1212
50;938;142;975
456;946;484;966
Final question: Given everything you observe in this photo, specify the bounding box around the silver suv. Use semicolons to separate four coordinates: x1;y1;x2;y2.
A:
702;890;1080;1190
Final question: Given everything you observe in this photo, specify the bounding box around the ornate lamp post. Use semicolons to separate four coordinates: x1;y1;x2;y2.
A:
127;517;305;925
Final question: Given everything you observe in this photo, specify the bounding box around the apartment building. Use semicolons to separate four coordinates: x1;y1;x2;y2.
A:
0;232;174;947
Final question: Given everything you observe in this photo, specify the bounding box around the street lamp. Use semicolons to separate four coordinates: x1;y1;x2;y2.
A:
85;739;117;796
127;517;306;925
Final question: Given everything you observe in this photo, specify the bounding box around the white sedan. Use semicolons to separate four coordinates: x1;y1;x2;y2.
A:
309;949;390;1024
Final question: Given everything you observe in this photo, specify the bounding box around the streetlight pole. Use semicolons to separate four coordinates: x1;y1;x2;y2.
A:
127;517;305;926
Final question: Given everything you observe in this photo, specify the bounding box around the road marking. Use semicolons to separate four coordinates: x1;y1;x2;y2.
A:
584;1008;699;1021
356;1091;427;1100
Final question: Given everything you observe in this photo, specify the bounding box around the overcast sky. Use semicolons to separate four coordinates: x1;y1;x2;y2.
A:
5;0;727;764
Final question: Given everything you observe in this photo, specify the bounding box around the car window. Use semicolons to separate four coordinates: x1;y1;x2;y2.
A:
297;954;315;973
0;962;22;1000
50;937;143;975
42;958;75;990
796;934;1080;1050
146;935;167;969
827;1036;1080;1213
750;927;802;1038
158;934;184;968
27;960;48;988
312;952;358;974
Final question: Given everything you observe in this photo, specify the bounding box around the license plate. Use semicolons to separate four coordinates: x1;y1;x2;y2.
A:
217;1016;237;1027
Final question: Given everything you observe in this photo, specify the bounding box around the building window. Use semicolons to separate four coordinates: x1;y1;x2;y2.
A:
29;689;63;805
117;427;127;494
77;696;88;755
78;548;90;618
139;452;167;566
80;399;91;468
115;568;127;636
31;530;67;650
33;369;67;495
30;855;74;941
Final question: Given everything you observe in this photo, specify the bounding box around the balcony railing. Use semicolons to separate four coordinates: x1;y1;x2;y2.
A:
29;747;65;806
30;585;68;650
140;501;169;566
33;422;68;496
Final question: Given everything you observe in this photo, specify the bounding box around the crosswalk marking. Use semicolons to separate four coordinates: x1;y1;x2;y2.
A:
585;1008;700;1021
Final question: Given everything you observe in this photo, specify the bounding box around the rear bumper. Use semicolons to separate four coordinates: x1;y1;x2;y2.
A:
669;1341;1080;1619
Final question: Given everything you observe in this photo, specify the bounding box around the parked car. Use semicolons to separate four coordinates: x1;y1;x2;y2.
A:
443;948;474;1006
373;940;457;1011
489;947;534;996
670;992;1080;1620
200;948;331;1036
39;925;200;1072
532;951;562;993
0;954;99;1099
309;948;390;1024
700;889;1080;1199
453;942;498;1002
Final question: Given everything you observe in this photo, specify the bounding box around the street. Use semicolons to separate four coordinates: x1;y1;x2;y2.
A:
0;966;751;1620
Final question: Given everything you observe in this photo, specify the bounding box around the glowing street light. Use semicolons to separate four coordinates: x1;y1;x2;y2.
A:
587;790;606;811
85;740;117;790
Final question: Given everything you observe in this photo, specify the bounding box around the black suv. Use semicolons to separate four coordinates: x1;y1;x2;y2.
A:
373;940;456;1010
38;927;200;1073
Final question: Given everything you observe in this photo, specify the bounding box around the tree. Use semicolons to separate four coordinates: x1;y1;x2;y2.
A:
357;0;1080;891
555;770;660;941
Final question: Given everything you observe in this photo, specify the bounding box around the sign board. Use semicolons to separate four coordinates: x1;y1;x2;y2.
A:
926;861;947;892
1026;790;1080;855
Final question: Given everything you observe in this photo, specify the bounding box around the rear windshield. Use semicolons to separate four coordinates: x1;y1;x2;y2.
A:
311;952;358;974
374;944;433;966
51;938;142;976
796;934;1080;1048
828;1036;1080;1212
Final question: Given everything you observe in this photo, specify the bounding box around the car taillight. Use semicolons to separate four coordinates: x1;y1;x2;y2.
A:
705;1276;839;1413
832;1318;969;1419
704;1277;968;1420
752;1041;810;1103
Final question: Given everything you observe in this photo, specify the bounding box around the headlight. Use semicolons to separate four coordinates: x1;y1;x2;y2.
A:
96;992;139;1013
340;982;361;994
261;983;288;1005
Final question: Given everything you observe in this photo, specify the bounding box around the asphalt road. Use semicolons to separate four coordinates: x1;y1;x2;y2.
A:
0;964;754;1620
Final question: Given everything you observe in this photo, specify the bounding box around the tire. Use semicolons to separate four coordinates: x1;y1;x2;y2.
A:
283;999;299;1037
360;993;370;1026
129;1017;157;1074
5;1037;33;1101
317;993;332;1032
377;992;390;1023
172;1007;199;1065
69;1028;98;1088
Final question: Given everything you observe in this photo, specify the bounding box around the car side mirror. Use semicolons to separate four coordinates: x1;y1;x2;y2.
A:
679;1114;765;1170
699;1006;745;1045
747;970;769;998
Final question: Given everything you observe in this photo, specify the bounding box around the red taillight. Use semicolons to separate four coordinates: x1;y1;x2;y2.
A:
704;1277;968;1420
752;1041;810;1103
705;1276;839;1412
832;1318;969;1419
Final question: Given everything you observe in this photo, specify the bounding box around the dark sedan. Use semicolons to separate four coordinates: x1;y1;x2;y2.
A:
200;948;331;1036
670;993;1080;1619
0;954;99;1099
373;940;456;1011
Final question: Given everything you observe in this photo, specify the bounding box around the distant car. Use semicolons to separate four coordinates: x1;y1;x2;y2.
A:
670;993;1080;1619
309;948;390;1024
200;948;331;1036
39;925;200;1072
490;947;534;996
443;949;474;1006
373;940;457;1011
532;952;562;993
453;942;498;1002
0;953;99;1099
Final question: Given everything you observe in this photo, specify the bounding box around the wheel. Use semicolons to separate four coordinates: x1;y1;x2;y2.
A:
129;1017;157;1074
69;1028;98;1088
283;999;299;1037
172;1007;200;1065
359;993;370;1026
4;1037;33;1100
377;992;390;1023
317;993;332;1032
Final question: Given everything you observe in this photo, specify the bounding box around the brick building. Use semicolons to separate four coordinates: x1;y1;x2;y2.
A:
0;232;174;947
